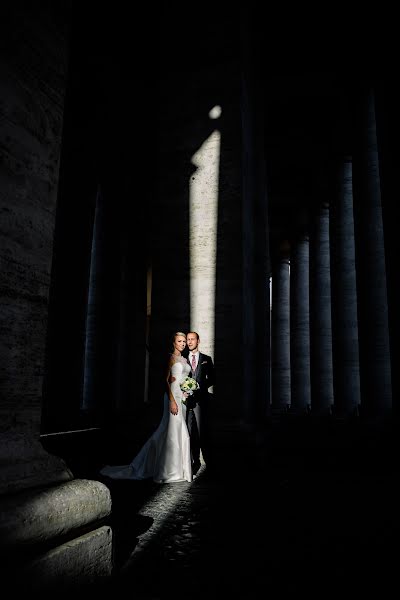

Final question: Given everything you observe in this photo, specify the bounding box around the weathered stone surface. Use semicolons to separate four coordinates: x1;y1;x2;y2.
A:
0;478;111;546
0;3;69;433
22;525;113;588
0;430;73;495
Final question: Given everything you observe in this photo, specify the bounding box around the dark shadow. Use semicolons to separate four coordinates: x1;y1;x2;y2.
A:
98;477;155;571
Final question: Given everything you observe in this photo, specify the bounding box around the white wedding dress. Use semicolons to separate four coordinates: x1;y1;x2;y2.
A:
100;356;192;483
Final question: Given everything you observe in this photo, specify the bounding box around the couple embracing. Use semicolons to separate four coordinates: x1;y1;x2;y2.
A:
100;330;215;483
168;331;215;478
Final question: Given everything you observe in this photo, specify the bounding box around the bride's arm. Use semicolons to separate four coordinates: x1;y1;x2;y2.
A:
166;356;178;415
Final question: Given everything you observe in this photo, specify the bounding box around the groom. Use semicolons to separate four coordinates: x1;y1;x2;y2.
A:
184;331;215;475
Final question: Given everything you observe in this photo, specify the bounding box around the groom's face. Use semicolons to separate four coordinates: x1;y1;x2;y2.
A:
186;333;199;352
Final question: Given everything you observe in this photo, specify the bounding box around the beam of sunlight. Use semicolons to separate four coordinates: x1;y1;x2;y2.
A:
124;109;222;566
121;471;204;569
189;108;221;362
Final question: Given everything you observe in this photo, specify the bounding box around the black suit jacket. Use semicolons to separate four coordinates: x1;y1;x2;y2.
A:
188;352;215;407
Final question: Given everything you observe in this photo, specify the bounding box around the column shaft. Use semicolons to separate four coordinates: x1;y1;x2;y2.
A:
271;255;291;411
330;158;361;417
290;236;311;413
352;86;392;418
310;203;334;415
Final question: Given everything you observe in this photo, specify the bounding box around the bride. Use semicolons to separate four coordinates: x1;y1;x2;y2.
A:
100;332;192;483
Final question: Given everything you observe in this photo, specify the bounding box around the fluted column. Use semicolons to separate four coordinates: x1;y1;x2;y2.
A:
309;202;334;415
330;158;361;417
374;79;400;421
290;235;311;414
271;244;291;412
352;86;392;419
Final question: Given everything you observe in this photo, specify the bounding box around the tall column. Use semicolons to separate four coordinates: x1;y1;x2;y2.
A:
240;12;271;425
352;85;392;419
330;158;361;417
0;6;112;586
72;163;149;427
290;235;311;414
374;79;400;422
271;244;291;412
0;1;77;479
309;202;334;415
82;186;127;422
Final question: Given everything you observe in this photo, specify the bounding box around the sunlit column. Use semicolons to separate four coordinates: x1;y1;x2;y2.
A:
189;107;221;359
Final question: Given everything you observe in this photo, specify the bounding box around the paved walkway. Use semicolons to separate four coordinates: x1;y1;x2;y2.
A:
99;418;396;597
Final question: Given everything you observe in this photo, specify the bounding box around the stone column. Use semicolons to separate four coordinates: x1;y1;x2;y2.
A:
0;5;112;587
290;235;311;414
113;201;148;415
375;79;400;421
309;202;334;415
0;2;74;493
81;186;126;422
330;158;361;417
271;243;291;412
149;53;243;422
240;27;271;424
352;86;392;419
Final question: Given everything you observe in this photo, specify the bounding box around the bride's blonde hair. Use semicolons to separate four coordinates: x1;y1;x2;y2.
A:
171;331;186;351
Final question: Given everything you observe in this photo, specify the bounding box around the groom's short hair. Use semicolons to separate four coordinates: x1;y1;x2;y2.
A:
187;331;199;341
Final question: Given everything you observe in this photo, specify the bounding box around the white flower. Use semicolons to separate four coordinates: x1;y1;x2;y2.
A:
180;376;200;403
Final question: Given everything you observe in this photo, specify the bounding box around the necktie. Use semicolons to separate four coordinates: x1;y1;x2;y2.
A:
191;354;196;373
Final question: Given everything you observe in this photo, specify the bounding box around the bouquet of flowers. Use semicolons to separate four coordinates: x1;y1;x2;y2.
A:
180;376;199;404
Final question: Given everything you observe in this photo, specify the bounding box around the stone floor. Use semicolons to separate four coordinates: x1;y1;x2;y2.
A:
97;417;396;597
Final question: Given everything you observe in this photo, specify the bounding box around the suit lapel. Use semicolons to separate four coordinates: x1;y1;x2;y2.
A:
196;352;203;382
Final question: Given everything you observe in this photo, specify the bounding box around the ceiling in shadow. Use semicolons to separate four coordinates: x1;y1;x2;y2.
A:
67;4;365;259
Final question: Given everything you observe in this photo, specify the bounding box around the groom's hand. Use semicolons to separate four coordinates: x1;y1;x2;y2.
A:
168;375;176;384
